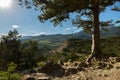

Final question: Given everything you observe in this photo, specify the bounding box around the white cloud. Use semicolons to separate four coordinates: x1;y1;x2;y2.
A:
0;33;7;39
73;27;77;29
18;34;26;37
12;25;19;29
33;32;46;36
0;33;5;35
0;33;6;37
63;28;71;31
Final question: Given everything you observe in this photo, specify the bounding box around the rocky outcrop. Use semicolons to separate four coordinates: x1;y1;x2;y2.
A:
23;73;50;80
38;62;65;77
23;57;120;80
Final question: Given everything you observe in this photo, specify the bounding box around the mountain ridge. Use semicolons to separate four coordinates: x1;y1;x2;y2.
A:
21;27;120;49
22;27;120;41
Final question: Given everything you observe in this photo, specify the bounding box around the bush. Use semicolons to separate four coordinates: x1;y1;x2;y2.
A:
0;72;22;80
47;52;66;63
64;52;79;62
8;62;17;73
10;73;22;80
37;62;46;68
0;71;8;80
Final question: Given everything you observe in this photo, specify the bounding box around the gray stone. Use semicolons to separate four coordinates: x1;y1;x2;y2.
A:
24;73;50;80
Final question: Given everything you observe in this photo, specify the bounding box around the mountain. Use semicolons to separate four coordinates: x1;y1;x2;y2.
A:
22;27;120;49
22;31;90;41
101;27;120;37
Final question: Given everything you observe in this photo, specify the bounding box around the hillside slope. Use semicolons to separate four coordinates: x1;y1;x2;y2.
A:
22;27;120;49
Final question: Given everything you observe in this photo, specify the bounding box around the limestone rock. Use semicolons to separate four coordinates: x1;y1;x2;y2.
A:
23;73;50;80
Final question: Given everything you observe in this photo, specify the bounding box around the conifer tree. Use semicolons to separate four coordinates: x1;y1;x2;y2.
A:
19;0;120;62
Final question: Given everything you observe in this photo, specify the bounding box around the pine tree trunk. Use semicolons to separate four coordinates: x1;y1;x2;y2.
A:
86;5;102;63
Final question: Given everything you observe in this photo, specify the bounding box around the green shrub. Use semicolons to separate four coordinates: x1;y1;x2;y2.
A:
0;72;22;80
37;62;46;68
8;62;17;73
0;71;7;80
10;73;22;80
47;52;66;63
64;52;79;62
78;56;86;61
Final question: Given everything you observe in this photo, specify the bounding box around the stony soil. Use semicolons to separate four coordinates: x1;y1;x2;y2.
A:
52;62;120;80
24;57;120;80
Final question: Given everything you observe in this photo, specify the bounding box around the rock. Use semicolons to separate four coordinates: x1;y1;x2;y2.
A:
26;77;36;80
23;75;31;80
23;69;37;74
99;74;102;77
97;61;113;69
115;57;120;62
32;73;50;80
73;61;80;66
116;66;120;69
106;63;113;69
72;76;81;80
109;57;120;63
23;73;50;80
37;76;50;80
39;62;65;77
65;67;77;76
77;62;88;71
79;73;87;80
102;74;108;77
79;62;88;67
71;73;87;80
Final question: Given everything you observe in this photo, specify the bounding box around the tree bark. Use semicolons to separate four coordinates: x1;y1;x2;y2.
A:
86;5;102;63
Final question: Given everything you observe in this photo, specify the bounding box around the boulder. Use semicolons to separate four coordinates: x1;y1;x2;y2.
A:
109;57;120;63
32;73;50;80
38;62;65;77
23;73;50;80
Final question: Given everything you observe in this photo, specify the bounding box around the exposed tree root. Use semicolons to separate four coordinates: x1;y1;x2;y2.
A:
86;51;103;64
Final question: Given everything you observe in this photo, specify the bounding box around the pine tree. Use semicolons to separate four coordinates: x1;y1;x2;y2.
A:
19;0;120;62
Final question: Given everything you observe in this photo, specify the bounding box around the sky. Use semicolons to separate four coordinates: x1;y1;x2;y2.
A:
0;0;120;36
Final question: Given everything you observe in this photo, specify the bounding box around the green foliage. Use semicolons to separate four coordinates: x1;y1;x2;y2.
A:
47;52;66;63
101;36;120;56
7;62;17;80
78;56;86;62
37;62;46;68
19;40;39;69
63;38;91;54
0;29;21;70
19;0;118;26
63;36;120;57
0;72;22;80
0;71;8;80
0;30;41;71
64;52;79;62
46;51;80;63
8;62;17;73
39;45;52;54
9;73;22;80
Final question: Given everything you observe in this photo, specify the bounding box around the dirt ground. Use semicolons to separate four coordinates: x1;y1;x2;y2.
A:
23;58;120;80
52;62;120;80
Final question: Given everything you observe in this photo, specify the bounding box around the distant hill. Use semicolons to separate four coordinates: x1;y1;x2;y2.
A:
59;36;120;56
101;27;120;37
22;27;120;49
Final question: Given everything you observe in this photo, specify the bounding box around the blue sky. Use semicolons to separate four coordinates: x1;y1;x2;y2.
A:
0;0;120;36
